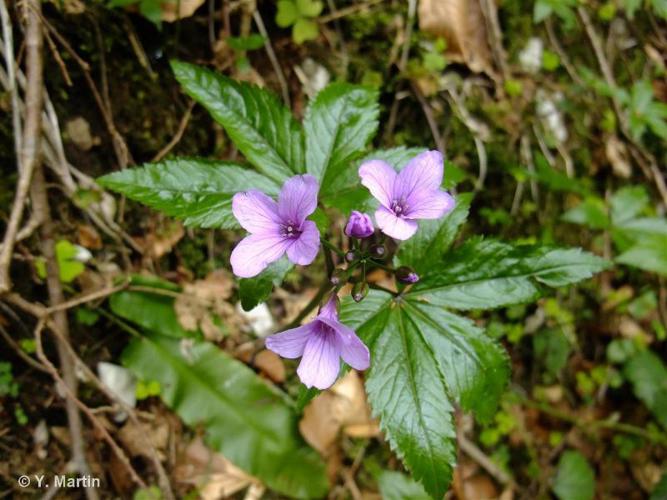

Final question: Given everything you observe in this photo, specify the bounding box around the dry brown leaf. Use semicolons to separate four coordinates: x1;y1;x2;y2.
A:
418;0;494;75
462;473;499;500
299;371;379;456
77;224;102;250
173;437;260;500
605;135;632;178
65;116;98;151
117;418;169;461
254;350;286;383
161;0;206;22
136;219;184;259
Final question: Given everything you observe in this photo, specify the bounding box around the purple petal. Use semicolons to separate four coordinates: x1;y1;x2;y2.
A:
297;331;341;389
230;232;290;278
265;323;315;359
232;190;281;234
359;159;396;208
375;207;418;240
317;295;339;321
396;150;444;204
345;211;374;238
319;318;370;371
405;190;456;219
278;175;319;224
286;220;320;265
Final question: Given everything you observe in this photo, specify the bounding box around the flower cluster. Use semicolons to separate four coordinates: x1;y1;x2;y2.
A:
230;150;455;389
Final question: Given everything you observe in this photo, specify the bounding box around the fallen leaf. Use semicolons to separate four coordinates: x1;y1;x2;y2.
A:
117;418;169;461
605;135;632;178
77;224;102;250
418;0;494;75
173;437;260;499
161;0;206;22
254;350;286;383
65;116;99;151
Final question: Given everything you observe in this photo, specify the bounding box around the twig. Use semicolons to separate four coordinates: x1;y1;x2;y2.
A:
398;0;417;73
252;9;290;107
33;320;146;490
473;136;488;192
545;18;583;86
151;101;195;162
410;80;446;156
45;281;129;315
458;433;514;486
318;0;385;24
0;0;44;293
0;0;22;157
0;321;48;373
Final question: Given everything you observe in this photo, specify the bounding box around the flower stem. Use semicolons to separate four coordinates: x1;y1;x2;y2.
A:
281;282;332;330
322;238;345;258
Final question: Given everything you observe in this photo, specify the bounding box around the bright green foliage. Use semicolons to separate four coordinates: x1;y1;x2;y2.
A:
35;240;86;283
115;284;328;499
304;83;379;197
0;362;18;397
98;158;279;229
409;239;609;310
624;350;667;430
533;0;578;28
276;0;323;43
238;257;293;311
108;0;163;27
377;471;431;500
552;450;595;500
622;0;667;19
562;185;667;275
171;61;304;182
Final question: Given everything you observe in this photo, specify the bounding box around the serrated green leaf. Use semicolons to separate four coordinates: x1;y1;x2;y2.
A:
171;61;304;182
276;0;299;27
296;0;323;17
561;197;610;230
292;18;319;43
304;83;379;197
341;291;509;497
396;193;472;275
408;239;609;310
378;471;430;500
238;257;293;311
98;158;279;229
611;186;649;224
624;350;667;429
552;450;595;500
122;333;328;498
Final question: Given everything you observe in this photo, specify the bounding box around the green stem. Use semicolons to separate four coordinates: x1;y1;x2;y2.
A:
368;283;398;296
322;238;345;258
282;282;332;330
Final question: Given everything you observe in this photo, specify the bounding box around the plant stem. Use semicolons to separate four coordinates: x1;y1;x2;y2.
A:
322;238;345;257
282;282;332;330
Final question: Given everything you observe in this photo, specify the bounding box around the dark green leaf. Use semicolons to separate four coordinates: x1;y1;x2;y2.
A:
552;450;595;500
171;61;304;182
304;83;379;197
624;350;667;429
122;333;328;498
397;193;472;275
98;158;279;229
377;471;430;500
341;291;509;497
650;473;667;500
408;239;609;310
238;258;293;311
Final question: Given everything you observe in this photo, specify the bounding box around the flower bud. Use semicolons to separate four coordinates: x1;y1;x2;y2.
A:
369;244;386;259
344;211;374;239
352;282;369;302
345;250;357;262
396;266;419;284
330;267;347;286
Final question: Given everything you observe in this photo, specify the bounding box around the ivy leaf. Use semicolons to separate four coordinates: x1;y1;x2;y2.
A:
340;290;510;497
624;350;667;429
171;61;304;182
552;450;595;500
238;258;293;311
377;471;430;500
98;158;279;229
122;333;328;498
397;193;472;275
409;239;609;310
303;83;379;197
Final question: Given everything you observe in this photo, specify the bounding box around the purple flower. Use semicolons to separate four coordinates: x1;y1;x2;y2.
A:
345;210;374;238
230;175;320;278
265;295;370;390
359;150;456;240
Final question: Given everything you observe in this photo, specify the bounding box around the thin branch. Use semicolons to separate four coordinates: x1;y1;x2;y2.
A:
0;321;48;373
252;9;290;107
151;101;195;162
458;434;514;486
410;81;446;156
